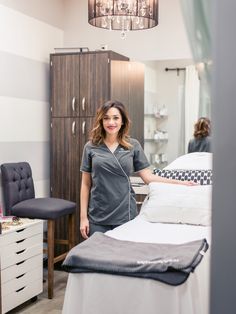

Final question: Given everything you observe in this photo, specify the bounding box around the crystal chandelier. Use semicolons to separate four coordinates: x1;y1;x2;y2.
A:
88;0;159;39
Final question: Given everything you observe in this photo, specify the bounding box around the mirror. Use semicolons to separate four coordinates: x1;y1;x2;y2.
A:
140;58;196;169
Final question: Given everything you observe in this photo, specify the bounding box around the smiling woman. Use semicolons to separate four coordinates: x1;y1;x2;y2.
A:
80;100;149;238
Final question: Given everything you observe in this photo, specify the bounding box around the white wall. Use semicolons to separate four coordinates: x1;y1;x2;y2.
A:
0;1;64;211
0;0;65;28
63;0;192;61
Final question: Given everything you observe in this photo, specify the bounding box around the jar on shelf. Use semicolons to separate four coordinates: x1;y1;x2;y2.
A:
159;105;168;117
154;130;168;142
154;105;168;118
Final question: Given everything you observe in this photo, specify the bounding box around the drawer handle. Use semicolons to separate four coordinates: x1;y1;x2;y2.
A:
16;286;26;293
16;239;25;244
16;228;25;233
16;273;26;279
16;249;26;255
16;260;25;265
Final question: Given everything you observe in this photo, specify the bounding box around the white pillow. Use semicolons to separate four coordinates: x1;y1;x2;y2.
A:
165;152;212;170
140;182;212;226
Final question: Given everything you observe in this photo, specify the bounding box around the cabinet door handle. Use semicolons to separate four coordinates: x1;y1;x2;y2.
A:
72;121;76;135
72;97;76;112
82;121;86;134
82;97;86;111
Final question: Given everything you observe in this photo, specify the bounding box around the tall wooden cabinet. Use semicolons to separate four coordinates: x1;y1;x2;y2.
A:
50;50;144;250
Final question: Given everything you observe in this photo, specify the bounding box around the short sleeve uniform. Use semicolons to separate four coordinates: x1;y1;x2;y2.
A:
188;136;211;153
80;138;150;225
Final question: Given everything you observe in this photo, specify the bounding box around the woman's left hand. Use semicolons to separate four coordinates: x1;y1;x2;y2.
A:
179;180;198;186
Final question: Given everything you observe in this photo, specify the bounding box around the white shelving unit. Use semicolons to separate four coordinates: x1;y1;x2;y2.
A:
144;108;168;169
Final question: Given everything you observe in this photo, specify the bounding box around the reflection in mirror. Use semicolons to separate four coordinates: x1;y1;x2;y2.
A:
141;59;207;169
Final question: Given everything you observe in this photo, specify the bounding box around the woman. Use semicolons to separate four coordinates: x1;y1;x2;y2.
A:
80;100;195;239
188;117;211;153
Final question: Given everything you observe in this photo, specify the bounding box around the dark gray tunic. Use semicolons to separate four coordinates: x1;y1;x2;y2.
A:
80;138;150;225
188;136;211;153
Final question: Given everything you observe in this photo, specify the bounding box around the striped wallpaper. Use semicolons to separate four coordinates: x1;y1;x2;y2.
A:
0;4;64;213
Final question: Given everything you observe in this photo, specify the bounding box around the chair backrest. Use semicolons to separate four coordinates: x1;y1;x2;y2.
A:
1;162;35;215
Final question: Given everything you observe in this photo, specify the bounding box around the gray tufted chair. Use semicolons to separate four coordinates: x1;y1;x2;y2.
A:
0;162;76;299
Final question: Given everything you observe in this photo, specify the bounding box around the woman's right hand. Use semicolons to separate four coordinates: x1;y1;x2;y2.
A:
80;217;89;239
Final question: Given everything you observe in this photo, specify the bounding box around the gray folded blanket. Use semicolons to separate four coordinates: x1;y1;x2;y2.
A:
62;232;209;286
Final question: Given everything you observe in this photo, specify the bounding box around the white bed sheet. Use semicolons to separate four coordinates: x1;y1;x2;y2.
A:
63;216;211;314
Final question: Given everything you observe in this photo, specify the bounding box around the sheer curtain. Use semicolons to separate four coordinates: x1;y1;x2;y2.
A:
184;65;200;152
180;0;211;118
178;85;185;157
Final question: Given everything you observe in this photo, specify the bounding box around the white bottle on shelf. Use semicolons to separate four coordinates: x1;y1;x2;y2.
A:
159;105;168;117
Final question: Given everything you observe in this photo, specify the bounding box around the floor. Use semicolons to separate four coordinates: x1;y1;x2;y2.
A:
8;269;68;314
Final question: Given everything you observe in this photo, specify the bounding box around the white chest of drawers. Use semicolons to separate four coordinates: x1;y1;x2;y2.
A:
0;219;43;313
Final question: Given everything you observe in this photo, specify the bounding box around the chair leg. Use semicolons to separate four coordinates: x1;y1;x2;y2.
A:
68;213;76;250
47;220;55;299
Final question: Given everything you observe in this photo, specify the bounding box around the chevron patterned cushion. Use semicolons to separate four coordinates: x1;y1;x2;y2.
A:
153;169;212;185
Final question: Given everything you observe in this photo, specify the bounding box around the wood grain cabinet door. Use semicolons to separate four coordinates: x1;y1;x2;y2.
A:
76;117;95;199
94;52;110;108
50;55;80;117
75;117;95;242
50;117;79;201
79;54;97;117
110;60;130;107
110;60;144;146
128;62;144;147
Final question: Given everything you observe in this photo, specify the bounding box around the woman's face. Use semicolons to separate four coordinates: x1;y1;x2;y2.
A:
102;107;123;137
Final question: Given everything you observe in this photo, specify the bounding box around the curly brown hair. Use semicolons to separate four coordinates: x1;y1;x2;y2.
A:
90;100;132;149
194;117;211;139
